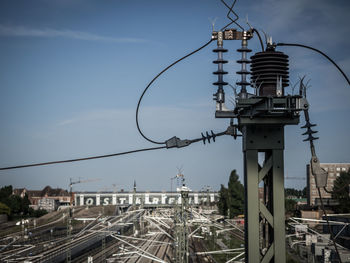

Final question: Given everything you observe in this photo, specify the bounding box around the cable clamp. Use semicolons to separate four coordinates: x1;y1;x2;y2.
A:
311;156;328;188
165;137;191;149
225;124;241;139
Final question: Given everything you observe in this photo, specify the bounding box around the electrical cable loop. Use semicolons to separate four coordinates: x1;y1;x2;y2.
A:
276;43;350;88
136;39;214;145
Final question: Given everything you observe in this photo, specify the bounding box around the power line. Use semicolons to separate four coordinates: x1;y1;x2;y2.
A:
0;146;166;171
0;129;231;171
136;39;214;145
252;28;264;52
276;43;350;87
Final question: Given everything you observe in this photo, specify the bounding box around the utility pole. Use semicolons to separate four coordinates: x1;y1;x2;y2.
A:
66;178;73;263
211;29;308;262
174;184;189;263
101;206;106;263
66;177;101;262
133;180;136;207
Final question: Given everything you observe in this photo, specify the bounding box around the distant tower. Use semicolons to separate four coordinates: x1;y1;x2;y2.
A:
133;180;136;206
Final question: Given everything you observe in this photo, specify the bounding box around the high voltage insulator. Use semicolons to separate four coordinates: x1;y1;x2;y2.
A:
236;47;251;87
301;112;319;142
212;31;227;111
236;31;252;98
250;48;289;96
201;130;217;145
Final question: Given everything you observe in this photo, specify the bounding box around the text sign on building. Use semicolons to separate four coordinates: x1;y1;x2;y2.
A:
76;192;218;206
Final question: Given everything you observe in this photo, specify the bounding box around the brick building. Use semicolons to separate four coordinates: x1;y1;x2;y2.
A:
13;186;70;210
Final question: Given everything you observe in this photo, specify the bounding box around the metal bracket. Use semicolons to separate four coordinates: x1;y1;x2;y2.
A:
212;28;253;40
310;156;328;188
216;96;308;121
165;137;191;149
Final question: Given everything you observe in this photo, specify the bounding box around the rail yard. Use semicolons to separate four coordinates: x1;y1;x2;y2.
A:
0;203;245;263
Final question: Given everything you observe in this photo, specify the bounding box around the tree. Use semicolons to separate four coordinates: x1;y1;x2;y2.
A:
7;195;22;214
227;170;244;218
217;170;244;218
218;184;228;216
285;199;297;215
285;188;305;198
0;185;12;201
0;202;11;216
332;170;350;213
0;186;31;217
21;194;31;215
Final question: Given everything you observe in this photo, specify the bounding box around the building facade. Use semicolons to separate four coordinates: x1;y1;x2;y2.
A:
307;163;350;206
13;186;71;209
74;191;219;207
38;198;59;212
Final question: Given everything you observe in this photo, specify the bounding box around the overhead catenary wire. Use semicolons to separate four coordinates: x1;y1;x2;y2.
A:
220;0;244;31
136;39;214;145
276;43;350;87
0;129;229;171
0;146;167;171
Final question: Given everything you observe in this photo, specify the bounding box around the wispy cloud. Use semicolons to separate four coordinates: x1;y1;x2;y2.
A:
0;24;147;43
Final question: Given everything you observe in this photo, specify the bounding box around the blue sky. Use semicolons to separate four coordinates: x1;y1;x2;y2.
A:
0;0;349;192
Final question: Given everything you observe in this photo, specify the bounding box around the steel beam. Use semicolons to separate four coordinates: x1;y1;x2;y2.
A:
242;124;287;263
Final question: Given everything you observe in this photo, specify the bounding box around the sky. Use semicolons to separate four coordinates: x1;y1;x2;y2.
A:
0;0;349;193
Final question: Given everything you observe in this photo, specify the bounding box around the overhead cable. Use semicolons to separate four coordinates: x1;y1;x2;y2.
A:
136;39;214;145
0;129;233;171
276;43;350;87
0;146;167;171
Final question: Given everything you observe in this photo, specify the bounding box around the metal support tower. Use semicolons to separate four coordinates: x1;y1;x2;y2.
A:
212;29;308;262
101;206;106;263
133;180;136;207
66;177;100;262
242;124;291;262
174;185;189;263
66;212;72;263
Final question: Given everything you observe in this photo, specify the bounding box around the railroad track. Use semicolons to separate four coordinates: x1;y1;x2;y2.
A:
116;232;172;263
190;236;215;263
2;210;143;263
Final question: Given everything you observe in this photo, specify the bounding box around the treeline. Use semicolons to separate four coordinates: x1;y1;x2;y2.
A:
332;170;350;213
217;170;244;218
217;170;307;218
0;185;47;219
285;187;306;198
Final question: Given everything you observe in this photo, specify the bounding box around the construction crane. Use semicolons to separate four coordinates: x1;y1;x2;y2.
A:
69;178;101;200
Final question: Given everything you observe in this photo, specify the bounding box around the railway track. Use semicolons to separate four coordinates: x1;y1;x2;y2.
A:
1;209;143;263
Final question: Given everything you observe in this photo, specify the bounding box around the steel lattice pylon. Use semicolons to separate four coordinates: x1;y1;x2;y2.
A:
174;186;189;263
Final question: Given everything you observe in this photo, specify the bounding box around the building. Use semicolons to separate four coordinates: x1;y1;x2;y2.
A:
13;186;71;210
307;163;350;206
74;191;219;207
38;198;59;212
